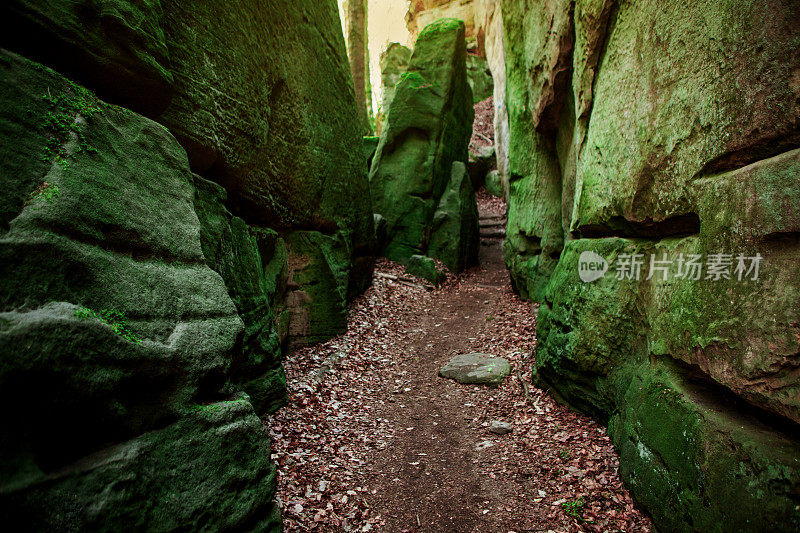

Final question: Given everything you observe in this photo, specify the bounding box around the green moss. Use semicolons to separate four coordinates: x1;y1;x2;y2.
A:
562;497;586;521
25;182;59;205
35;87;100;164
74;307;141;344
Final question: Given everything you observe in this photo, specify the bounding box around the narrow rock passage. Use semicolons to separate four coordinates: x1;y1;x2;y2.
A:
268;193;652;532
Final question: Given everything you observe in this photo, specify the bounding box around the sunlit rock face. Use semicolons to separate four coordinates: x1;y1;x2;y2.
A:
369;19;479;273
501;0;800;529
0;0;375;528
378;42;412;134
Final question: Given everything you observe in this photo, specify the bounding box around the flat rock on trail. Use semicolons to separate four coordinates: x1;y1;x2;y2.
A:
268;191;652;532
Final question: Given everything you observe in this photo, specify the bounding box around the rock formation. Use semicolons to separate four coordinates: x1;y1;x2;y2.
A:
502;0;800;529
377;42;412;133
404;0;510;198
369;19;478;272
0;0;373;528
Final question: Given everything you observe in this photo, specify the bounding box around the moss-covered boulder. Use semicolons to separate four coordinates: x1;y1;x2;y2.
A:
0;0;376;348
503;0;800;529
428;162;480;273
0;396;281;531
285;231;350;346
466;54;494;103
0;0;173;116
485;170;503;198
0;50;280;529
369;18;475;269
609;359;800;532
406;254;447;286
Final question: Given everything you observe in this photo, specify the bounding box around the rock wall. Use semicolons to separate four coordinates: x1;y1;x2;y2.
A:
0;0;373;528
369;19;479;272
501;0;800;530
475;0;510;200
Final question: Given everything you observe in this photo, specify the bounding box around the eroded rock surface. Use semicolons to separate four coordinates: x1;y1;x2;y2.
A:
0;0;374;528
502;0;800;529
0;51;280;530
370;19;477;271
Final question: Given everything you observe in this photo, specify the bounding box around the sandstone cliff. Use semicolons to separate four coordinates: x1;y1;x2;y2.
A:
501;0;800;529
0;0;373;528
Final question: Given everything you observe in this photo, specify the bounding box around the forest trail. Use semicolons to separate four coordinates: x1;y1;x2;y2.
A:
269;193;651;532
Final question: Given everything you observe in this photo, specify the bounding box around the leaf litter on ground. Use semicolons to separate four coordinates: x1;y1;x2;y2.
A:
266;194;651;532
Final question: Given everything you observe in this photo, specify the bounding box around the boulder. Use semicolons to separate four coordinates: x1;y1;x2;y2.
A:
284;231;350;346
428;162;480;273
0;0;173;116
488;420;513;435
377;42;412;133
0;51;279;529
0;397;281;531
468;144;496;190
485;170;503;198
370;18;475;268
439;353;511;387
0;0;376;346
466;54;494;103
192;176;289;414
405;255;447;286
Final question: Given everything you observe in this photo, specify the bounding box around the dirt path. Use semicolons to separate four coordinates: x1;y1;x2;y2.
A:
268;194;652;532
362;206;527;532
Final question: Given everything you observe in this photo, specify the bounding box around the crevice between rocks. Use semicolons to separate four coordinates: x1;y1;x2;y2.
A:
573;212;701;240
655;354;800;442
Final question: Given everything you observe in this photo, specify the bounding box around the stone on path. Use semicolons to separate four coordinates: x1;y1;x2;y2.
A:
488;420;513;435
475;440;496;451
406;255;447;285
438;353;511;387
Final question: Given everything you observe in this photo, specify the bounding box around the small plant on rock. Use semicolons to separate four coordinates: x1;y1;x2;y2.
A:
26;182;60;206
75;307;141;344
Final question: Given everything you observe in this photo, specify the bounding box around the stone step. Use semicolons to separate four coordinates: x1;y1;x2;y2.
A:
480;229;506;239
479;220;505;228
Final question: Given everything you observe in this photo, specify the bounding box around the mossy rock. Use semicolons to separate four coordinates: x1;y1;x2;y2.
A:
192;175;289;414
608;359;800;532
0;51;280;529
406;255;447;286
466;54;494;103
485;170;503;198
0;397;281;531
0;0;173;116
428;162;480;273
363;135;380;170
285;230;350;346
370;18;474;268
